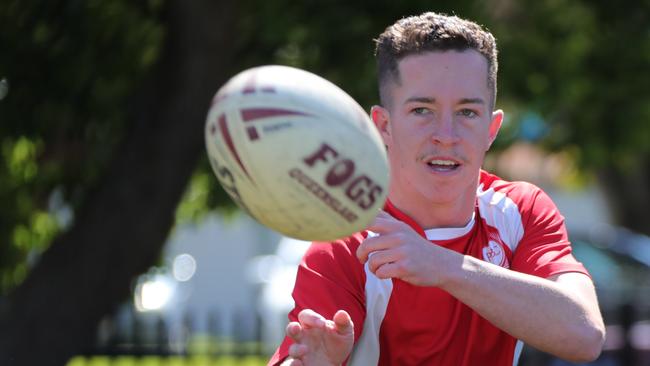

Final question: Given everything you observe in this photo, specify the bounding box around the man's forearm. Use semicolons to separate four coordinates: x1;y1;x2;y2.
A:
439;255;605;362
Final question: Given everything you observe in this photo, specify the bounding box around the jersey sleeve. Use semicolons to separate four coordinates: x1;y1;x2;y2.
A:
509;185;590;279
268;234;367;366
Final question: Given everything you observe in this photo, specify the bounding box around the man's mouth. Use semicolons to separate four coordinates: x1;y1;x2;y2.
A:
426;159;461;172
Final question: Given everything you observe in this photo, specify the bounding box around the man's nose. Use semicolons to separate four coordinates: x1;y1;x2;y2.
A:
430;112;459;145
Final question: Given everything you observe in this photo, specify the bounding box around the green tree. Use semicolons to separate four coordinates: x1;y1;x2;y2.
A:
489;0;650;235
1;0;649;365
0;0;165;294
0;0;237;364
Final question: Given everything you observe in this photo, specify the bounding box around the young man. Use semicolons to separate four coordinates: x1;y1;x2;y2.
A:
269;12;605;366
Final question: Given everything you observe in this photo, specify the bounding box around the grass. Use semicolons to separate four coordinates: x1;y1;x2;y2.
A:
67;355;268;366
66;335;270;366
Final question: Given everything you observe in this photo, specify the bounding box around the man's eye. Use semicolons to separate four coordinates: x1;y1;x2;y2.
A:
412;107;429;115
459;109;478;118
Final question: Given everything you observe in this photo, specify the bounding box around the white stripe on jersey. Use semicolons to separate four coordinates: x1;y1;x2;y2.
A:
477;184;525;253
512;340;524;366
348;231;393;366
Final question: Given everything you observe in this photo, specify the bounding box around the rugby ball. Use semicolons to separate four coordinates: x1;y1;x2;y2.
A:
204;65;389;241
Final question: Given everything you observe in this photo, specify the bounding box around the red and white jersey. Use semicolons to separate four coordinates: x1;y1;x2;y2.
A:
269;170;589;366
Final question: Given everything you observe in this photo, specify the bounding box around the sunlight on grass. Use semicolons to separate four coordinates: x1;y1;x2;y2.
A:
67;355;267;366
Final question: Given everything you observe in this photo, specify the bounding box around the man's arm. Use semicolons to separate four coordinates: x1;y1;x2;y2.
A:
440;257;605;362
358;212;606;363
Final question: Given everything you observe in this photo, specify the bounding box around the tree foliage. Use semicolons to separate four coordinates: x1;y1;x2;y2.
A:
0;0;167;292
0;4;649;363
493;0;650;171
490;0;650;233
1;0;238;364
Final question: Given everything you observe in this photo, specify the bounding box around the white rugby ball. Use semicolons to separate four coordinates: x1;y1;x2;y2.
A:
204;65;389;241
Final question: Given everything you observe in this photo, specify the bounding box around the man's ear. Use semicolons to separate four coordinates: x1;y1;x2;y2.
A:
488;109;504;148
371;105;391;143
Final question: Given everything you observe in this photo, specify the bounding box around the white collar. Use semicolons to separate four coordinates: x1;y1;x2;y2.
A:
423;212;475;241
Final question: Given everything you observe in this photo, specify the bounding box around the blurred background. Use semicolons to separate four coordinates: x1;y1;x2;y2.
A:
1;0;649;365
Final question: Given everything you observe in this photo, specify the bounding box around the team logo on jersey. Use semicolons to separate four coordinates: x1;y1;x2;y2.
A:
482;240;510;268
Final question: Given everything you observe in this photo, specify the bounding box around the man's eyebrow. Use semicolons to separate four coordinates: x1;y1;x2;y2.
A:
403;97;486;105
404;96;435;104
459;98;485;105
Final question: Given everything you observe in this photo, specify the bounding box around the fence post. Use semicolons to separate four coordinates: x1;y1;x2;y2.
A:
156;315;168;355
182;311;194;356
208;308;221;357
255;310;263;356
132;312;143;356
619;302;635;366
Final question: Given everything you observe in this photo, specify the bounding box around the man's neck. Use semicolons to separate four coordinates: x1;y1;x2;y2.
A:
388;190;476;230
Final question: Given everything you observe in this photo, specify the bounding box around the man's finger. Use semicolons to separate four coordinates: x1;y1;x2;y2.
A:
297;309;327;329
365;215;402;235
286;322;302;342
288;343;308;358
357;234;400;263
332;310;354;335
366;248;400;274
375;261;402;279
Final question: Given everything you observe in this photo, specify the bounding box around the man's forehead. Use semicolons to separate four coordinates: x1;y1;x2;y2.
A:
397;50;489;78
392;50;492;101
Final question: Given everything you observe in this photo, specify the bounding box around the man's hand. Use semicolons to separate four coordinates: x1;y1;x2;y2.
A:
356;211;459;286
282;309;354;366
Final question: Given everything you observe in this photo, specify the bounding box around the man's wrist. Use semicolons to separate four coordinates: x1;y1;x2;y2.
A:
435;249;473;290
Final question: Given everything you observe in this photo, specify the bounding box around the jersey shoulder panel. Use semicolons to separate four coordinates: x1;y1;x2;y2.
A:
478;170;588;278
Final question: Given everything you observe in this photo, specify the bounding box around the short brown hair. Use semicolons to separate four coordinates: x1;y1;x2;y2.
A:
375;12;498;107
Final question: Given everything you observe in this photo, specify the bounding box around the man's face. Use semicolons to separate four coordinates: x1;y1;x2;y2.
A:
373;50;503;208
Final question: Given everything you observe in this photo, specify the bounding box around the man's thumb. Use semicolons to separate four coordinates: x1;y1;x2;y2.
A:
333;310;354;335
